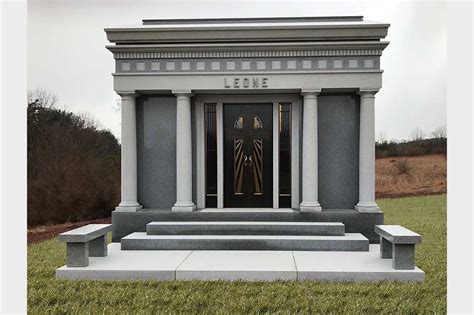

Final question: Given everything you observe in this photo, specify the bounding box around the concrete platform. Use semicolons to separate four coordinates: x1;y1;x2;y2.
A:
121;232;369;251
146;221;345;236
56;243;425;282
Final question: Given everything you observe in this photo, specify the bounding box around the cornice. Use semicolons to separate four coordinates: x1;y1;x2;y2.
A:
107;41;389;59
104;22;389;44
104;23;390;33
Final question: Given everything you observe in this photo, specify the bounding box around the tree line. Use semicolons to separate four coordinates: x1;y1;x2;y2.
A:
375;127;447;159
28;89;120;226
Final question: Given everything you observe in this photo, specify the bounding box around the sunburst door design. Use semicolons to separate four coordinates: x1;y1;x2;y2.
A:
252;139;263;195
233;139;244;195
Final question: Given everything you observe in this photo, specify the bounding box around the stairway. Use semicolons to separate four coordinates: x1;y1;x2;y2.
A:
120;221;370;251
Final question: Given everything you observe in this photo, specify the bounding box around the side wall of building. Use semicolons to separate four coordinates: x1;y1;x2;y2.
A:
136;95;177;208
318;93;360;209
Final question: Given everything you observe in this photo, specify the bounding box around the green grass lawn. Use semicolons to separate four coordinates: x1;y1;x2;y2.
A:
28;194;446;314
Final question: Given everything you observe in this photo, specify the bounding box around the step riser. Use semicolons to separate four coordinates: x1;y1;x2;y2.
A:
146;224;345;236
121;238;369;251
112;211;384;243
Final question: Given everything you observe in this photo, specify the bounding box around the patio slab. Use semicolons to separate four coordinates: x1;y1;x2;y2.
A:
176;250;297;281
56;243;191;280
56;244;424;282
294;245;425;282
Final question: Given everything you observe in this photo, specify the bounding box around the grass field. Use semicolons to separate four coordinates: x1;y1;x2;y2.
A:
28;194;446;314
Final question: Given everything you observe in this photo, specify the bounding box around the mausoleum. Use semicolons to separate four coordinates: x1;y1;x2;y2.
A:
56;16;425;282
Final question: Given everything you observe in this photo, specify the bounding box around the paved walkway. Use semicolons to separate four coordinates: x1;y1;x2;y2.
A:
56;243;424;282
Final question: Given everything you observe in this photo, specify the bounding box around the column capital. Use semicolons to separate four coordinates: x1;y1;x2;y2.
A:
301;88;321;97
117;91;139;99
358;89;379;98
172;90;194;97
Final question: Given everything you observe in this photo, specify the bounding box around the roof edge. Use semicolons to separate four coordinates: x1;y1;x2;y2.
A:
142;16;365;25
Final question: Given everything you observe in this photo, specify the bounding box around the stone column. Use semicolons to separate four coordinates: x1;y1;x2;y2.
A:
172;90;196;211
299;89;322;212
355;90;381;212
116;92;142;212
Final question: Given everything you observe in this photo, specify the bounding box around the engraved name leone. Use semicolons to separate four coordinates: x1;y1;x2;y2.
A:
224;77;268;89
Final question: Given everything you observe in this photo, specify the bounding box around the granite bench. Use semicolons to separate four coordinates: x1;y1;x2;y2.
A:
58;224;113;267
375;225;422;270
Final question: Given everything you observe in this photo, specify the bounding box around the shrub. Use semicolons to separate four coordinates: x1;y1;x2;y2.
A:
394;159;411;175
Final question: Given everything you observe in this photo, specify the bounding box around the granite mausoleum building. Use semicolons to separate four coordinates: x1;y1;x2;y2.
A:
107;16;386;241
56;16;425;282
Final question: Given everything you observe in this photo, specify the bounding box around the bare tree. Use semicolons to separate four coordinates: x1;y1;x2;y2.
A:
113;98;121;113
431;125;447;139
410;127;425;142
77;111;102;130
27;87;58;108
376;132;387;144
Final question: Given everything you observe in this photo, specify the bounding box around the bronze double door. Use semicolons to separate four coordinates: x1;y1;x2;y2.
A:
224;104;273;207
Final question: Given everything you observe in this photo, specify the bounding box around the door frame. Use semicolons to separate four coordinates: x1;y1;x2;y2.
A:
195;93;301;209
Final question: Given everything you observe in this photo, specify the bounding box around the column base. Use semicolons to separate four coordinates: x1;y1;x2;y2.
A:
299;202;322;212
172;202;196;212
115;202;143;212
355;202;381;213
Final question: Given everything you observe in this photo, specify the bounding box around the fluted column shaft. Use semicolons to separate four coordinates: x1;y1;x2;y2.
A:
300;90;322;212
355;90;380;212
172;91;196;211
116;92;142;212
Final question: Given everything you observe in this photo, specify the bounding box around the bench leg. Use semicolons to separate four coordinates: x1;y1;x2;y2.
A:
392;244;415;270
380;237;392;259
66;243;89;267
89;235;108;257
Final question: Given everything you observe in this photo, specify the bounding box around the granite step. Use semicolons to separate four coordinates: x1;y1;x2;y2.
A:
121;233;369;251
146;221;345;236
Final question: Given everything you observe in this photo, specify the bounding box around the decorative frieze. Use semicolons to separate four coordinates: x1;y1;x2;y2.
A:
116;57;380;73
113;49;384;59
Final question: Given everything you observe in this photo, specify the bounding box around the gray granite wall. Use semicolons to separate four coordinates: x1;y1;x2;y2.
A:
136;93;359;210
136;95;177;208
318;94;360;209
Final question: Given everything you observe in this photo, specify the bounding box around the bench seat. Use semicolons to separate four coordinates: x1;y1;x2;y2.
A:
58;224;112;267
375;225;422;270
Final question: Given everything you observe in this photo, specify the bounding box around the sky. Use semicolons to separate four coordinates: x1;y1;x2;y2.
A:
27;0;447;142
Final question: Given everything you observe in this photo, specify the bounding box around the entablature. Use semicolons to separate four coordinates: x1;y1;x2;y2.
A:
104;16;389;44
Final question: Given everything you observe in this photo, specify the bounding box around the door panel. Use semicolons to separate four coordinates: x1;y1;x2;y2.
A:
224;104;273;207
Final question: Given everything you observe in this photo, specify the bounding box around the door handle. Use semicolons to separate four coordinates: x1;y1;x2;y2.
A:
243;155;248;166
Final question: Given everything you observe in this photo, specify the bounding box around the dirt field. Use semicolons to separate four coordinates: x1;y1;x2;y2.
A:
27;217;111;244
376;154;447;199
